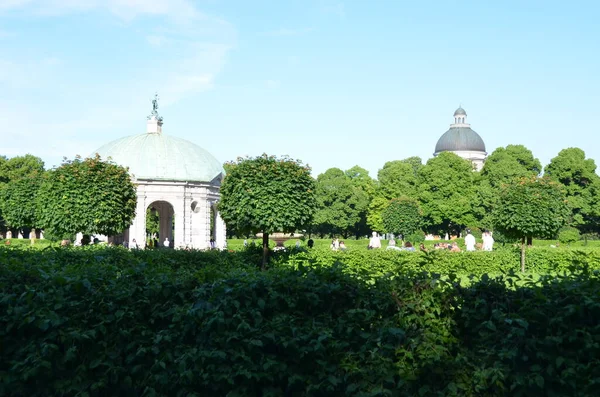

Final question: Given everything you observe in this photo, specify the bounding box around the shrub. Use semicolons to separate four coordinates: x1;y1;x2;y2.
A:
2;247;600;395
404;231;425;244
558;227;581;245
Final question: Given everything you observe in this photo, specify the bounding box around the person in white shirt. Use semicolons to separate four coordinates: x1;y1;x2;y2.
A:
482;231;495;251
465;229;476;251
368;232;381;249
163;238;170;248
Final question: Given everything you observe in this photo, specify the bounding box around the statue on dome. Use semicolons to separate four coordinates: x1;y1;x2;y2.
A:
148;93;163;122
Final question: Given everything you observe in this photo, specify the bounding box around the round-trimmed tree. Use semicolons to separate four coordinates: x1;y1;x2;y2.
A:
0;170;44;233
381;196;422;239
492;176;569;271
219;154;317;268
36;155;137;239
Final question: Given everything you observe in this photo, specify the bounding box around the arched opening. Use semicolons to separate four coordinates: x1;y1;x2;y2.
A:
146;200;175;248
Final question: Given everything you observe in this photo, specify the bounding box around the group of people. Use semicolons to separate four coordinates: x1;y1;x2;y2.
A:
123;237;172;249
330;238;347;251
368;232;424;252
464;229;494;251
386;239;418;252
433;242;462;252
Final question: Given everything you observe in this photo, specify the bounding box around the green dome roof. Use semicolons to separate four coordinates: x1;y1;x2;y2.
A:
92;133;224;182
434;127;486;153
453;107;467;116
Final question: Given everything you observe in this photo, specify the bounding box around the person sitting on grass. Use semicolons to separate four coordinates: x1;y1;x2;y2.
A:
450;242;461;252
404;241;416;252
368;232;381;249
339;241;347;251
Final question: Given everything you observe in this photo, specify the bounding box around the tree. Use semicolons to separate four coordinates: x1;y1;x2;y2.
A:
544;148;600;233
417;152;478;235
0;154;45;183
381;196;422;238
344;166;374;238
481;145;541;188
36;155;137;239
146;207;160;238
377;159;421;200
0;155;7;185
218;154;317;268
366;196;389;233
313;168;370;238
345;165;376;198
367;157;422;232
558;227;580;246
478;145;541;228
0;154;45;235
0;171;43;232
493;176;569;272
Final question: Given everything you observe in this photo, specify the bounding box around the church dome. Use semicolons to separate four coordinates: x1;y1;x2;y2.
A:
434;127;486;153
92;133;224;182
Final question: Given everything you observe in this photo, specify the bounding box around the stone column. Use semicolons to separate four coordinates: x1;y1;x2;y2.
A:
214;210;227;249
193;196;211;250
130;192;147;248
174;196;186;249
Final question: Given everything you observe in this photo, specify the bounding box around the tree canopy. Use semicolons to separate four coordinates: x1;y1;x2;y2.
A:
477;145;542;228
0;154;45;184
492;176;569;271
381;196;422;237
36;155;137;238
418;152;478;235
0;171;43;231
377;159;421;200
481;145;541;188
544;148;600;233
218;154;316;266
313;168;369;238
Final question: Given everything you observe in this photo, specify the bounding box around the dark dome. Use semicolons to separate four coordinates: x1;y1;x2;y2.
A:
453;107;467;116
434;127;486;153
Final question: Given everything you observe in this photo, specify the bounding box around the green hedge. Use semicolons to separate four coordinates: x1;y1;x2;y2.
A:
1;247;600;395
281;247;600;278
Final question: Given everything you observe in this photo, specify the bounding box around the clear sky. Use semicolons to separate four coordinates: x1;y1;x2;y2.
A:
1;0;599;178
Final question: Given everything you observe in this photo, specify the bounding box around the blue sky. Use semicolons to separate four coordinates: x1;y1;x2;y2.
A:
1;0;599;178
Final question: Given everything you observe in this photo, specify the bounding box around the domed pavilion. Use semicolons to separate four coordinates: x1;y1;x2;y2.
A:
434;107;487;170
92;96;226;249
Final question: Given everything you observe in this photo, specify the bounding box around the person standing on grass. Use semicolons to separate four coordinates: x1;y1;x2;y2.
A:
482;231;495;251
465;229;476;251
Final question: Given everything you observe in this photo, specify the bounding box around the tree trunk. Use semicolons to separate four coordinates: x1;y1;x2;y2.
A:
520;236;526;273
262;232;269;270
526;236;532;246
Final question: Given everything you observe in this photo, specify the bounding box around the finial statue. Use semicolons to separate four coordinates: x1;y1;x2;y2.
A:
148;93;163;121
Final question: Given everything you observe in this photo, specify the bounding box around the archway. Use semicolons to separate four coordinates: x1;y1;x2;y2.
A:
147;200;175;248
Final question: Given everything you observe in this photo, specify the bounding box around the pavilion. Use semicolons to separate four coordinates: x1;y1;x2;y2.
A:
91;96;226;249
